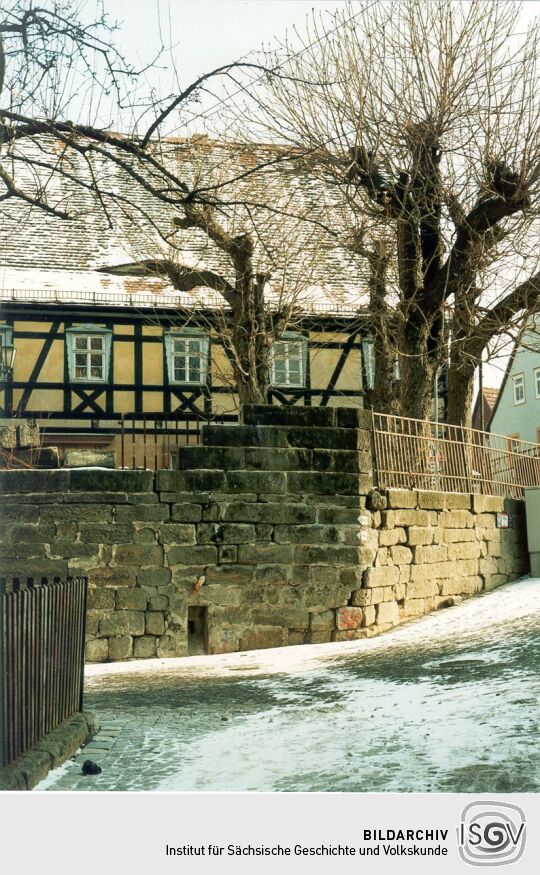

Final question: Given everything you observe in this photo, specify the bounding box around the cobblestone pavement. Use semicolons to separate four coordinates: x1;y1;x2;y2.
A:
38;577;540;793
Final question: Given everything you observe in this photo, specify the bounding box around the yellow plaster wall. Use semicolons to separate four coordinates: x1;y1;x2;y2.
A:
114;342;135;383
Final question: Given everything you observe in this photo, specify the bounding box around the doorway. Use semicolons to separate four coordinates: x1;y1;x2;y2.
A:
188;606;208;655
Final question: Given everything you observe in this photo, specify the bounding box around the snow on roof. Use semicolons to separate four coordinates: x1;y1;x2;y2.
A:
0;135;372;317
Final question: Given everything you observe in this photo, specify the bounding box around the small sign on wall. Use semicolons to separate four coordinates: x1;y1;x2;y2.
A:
496;512;513;529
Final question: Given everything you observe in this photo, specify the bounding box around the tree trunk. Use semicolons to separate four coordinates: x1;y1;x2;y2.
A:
398;313;436;420
446;360;476;429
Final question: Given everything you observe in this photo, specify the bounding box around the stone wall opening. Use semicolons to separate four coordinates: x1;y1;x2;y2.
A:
188;606;208;655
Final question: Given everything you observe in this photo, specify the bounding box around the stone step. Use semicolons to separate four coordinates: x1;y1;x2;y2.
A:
176;445;359;473
242;404;337;428
241;404;372;430
201;424;358;451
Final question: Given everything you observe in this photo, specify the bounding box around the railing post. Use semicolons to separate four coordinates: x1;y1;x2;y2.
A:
461;422;473;494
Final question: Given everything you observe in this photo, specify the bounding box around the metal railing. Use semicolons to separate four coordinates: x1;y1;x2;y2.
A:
118;411;238;469
372;412;540;499
0;575;87;768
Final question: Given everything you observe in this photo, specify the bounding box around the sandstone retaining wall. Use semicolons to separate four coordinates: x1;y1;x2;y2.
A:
0;405;529;660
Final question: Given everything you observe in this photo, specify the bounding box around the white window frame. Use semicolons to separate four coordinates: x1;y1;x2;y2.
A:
164;329;210;385
270;332;307;388
513;372;525;405
66;325;112;383
534;367;540;400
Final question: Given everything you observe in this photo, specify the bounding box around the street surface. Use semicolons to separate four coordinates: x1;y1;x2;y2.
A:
37;577;540;792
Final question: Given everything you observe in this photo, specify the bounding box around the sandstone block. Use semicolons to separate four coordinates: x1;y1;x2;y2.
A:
167;545;216;566
113;545;163;566
393;509;430;526
86;638;109;662
333;629;369;641
476;513;495;528
362;605;376;626
406;579;439;598
386;489;418;509
310;610;336;631
64;448;115;468
240;626;287;650
379;528;406;547
350;589;371;607
390;545;413;564
156;469;225;492
336;606;363;630
439;510;475;528
148;594;169;610
157;524;197;545
483;574;508;591
294;544;359;565
99;611;145;638
87;588;116;610
456;558;480;576
440;576;482;596
133;636;157;658
363;566;400;588
171;503;203;522
157;634;186;658
108;636;133;660
238;543;294;564
367;586;385;604
410;560;456;582
376;601;400;626
407;527;434;546
413;544;448;564
287;471;359;495
145;611;165;636
417;491;446;510
116;588;148;611
473;494;504;514
445;493;472;510
115;504;169;523
447;541;481;561
227;470;287;494
400;598;427;618
137;567;171;586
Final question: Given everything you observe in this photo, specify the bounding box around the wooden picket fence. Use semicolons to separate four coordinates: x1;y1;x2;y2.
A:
0;576;87;767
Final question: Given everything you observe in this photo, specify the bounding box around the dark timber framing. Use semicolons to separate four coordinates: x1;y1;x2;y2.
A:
0;302;368;427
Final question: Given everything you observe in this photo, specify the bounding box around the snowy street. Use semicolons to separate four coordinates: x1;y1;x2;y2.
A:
37;577;540;793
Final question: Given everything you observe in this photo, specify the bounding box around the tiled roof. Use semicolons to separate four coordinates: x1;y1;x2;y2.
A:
0;135;372;316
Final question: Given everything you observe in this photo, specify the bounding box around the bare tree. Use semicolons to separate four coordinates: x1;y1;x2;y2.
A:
255;0;540;425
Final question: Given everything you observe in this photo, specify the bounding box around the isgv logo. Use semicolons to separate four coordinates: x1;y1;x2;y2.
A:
458;801;526;866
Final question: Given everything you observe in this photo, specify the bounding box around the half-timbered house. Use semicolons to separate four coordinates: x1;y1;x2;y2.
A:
0;136;376;465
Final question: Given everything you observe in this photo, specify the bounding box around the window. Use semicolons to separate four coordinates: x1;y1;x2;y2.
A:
66;325;112;383
271;332;307;387
165;330;209;385
535;367;540;400
513;372;525;405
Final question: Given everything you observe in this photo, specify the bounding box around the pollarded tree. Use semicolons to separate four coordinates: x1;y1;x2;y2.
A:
257;0;540;425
